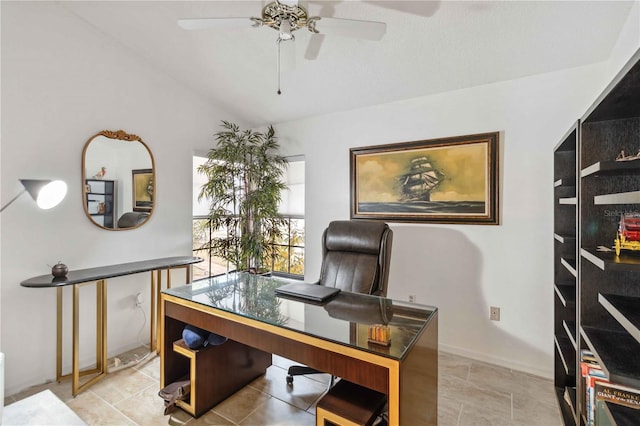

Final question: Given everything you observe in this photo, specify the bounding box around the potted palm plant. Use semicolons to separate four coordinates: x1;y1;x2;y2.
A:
198;121;288;274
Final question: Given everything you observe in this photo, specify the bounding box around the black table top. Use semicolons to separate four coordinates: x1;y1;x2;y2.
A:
21;256;203;288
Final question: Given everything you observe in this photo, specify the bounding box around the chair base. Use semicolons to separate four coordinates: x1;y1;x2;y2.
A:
287;365;334;389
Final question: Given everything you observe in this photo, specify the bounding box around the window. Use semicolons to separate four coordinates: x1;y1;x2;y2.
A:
192;155;232;279
193;154;305;279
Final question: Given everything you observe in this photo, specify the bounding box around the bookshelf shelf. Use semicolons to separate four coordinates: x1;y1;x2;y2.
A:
580;326;640;389
555;336;576;376
581;248;640;272
566;386;576;413
599;293;640;345
564;320;577;349
554;284;576;307
84;179;116;229
555;387;577;426
554;233;576;244
555;178;576;189
559;197;577;205
561;258;577;277
594;190;640;205
581;160;640;178
603;401;640;426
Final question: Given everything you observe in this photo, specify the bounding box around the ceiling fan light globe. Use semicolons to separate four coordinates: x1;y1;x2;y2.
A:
279;19;293;40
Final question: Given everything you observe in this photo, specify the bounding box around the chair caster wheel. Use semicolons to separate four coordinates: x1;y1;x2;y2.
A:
286;375;294;386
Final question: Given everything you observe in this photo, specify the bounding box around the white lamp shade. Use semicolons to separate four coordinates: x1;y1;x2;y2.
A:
36;180;67;209
0;179;67;213
19;179;67;210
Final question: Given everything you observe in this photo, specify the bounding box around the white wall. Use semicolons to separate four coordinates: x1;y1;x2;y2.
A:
0;1;247;395
274;63;606;378
272;3;640;379
604;1;640;90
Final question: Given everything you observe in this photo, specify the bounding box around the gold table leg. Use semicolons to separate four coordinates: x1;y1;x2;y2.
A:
156;270;162;355
54;261;197;396
72;284;80;394
96;280;107;372
153;265;193;354
60;280;109;396
56;288;63;382
150;271;157;353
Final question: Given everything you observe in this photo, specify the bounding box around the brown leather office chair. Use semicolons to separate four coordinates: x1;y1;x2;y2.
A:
117;211;149;228
286;219;393;386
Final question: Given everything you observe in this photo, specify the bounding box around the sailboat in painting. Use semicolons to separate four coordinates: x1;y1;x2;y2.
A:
397;157;444;202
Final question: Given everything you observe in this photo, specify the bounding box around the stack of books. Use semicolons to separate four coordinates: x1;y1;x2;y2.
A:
580;349;640;425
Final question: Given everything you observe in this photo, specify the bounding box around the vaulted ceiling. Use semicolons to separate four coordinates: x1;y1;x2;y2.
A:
60;1;634;127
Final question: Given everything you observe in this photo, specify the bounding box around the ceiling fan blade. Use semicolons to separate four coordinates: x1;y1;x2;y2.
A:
312;17;386;41
304;33;325;60
177;18;253;31
363;1;441;17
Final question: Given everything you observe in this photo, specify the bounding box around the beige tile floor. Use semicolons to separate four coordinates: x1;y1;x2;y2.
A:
5;350;562;425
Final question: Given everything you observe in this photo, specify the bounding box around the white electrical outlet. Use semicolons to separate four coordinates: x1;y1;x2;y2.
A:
136;293;143;307
490;306;500;321
409;295;416;303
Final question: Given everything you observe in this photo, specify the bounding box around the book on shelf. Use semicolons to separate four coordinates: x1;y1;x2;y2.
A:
581;349;599;365
581;359;607;426
594;380;640;426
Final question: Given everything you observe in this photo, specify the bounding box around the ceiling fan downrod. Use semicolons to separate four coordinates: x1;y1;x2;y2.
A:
277;38;283;95
254;1;321;95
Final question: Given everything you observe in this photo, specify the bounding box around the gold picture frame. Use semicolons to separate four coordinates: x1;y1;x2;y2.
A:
350;132;499;224
132;168;153;212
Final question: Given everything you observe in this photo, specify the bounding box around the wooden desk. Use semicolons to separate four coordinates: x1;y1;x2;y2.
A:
161;273;438;425
21;256;202;396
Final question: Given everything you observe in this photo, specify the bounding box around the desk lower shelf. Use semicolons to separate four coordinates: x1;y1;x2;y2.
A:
164;334;271;417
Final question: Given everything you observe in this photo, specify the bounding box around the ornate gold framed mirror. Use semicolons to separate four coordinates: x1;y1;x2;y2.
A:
82;130;155;230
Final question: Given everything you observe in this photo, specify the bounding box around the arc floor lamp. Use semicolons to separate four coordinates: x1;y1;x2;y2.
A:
0;179;67;213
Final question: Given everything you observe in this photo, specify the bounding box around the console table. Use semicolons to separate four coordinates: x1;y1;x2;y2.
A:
21;256;202;396
161;273;438;424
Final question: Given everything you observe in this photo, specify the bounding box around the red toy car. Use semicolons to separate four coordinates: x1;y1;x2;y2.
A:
615;213;640;255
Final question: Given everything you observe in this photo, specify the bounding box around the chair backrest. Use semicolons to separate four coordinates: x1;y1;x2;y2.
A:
117;211;149;228
317;220;393;296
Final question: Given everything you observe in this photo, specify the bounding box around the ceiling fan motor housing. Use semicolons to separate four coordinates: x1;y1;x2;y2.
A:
259;1;320;35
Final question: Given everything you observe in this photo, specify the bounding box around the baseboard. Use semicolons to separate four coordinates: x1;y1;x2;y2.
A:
439;343;553;380
5;342;150;398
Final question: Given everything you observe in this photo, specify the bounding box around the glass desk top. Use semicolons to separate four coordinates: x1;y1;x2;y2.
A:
163;272;437;361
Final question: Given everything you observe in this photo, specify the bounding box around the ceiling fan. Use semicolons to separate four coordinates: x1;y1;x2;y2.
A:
178;0;387;94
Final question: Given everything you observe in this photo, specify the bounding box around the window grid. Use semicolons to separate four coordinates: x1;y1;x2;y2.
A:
192;215;304;280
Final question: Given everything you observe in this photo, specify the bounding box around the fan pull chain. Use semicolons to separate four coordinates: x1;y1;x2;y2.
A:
277;38;282;95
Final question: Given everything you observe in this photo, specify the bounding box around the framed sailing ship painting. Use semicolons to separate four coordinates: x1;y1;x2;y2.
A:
350;132;499;224
132;168;154;212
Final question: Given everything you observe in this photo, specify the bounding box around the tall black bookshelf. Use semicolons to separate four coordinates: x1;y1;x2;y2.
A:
85;179;117;229
554;122;579;426
554;47;640;426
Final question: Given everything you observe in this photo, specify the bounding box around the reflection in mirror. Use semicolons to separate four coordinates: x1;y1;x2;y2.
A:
82;130;155;230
